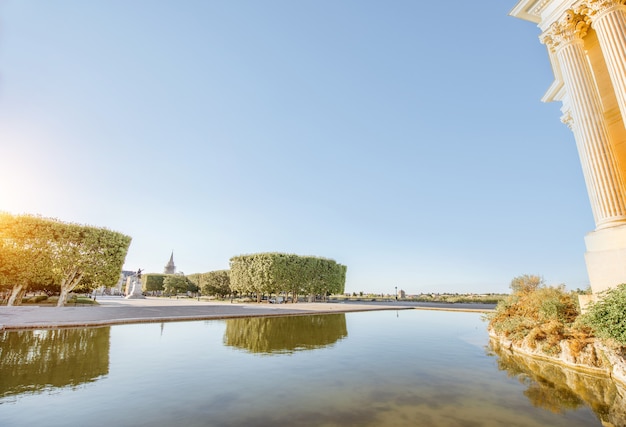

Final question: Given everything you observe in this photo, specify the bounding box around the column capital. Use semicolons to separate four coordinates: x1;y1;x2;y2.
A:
541;10;591;52
583;0;626;17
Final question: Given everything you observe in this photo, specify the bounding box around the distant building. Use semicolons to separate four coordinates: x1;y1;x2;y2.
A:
164;252;176;274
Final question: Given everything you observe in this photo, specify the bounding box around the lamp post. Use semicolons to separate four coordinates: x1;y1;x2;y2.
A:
395;286;398;301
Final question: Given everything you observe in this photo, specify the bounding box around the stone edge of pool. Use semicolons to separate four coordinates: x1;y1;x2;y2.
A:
0;301;494;331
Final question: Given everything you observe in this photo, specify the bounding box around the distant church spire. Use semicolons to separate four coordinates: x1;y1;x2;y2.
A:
164;251;176;274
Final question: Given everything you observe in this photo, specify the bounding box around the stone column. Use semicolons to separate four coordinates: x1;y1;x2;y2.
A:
542;10;626;229
585;0;626;125
562;108;604;215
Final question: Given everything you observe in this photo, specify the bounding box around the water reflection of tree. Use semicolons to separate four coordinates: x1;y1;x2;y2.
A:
0;327;110;398
224;314;347;355
488;338;625;425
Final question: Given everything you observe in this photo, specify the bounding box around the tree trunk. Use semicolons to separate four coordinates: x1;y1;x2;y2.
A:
15;288;26;305
57;286;71;307
57;270;84;307
7;284;24;306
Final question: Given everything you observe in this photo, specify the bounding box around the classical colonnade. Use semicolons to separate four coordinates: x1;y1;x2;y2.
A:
512;0;626;294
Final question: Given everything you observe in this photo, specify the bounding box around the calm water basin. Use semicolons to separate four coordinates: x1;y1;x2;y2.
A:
0;309;620;426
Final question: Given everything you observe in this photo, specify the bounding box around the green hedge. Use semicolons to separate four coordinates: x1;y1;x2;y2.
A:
142;274;168;292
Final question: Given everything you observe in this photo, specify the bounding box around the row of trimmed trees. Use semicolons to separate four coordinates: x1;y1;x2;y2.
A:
0;213;131;306
144;253;347;302
0;213;345;306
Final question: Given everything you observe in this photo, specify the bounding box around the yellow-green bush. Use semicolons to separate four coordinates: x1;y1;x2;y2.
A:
488;275;583;354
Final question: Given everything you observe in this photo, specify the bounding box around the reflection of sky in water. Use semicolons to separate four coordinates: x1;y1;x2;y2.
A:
0;310;607;427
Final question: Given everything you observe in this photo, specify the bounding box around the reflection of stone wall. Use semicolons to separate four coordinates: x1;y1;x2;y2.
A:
489;338;626;427
488;329;626;386
0;327;110;397
224;314;347;355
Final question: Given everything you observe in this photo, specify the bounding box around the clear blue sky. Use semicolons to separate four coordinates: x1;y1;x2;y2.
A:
0;1;593;294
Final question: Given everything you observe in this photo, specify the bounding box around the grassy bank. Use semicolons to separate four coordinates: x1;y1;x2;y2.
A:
330;293;507;304
2;294;99;306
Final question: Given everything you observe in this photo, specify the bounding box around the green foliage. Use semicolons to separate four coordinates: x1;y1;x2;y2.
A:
163;275;194;295
488;274;582;354
574;286;592;295
30;295;48;303
66;295;99;305
229;253;346;302
20;295;49;304
0;213;132;306
50;220;131;306
187;281;199;293
581;283;626;346
143;274;167;292
190;270;231;298
28;281;60;297
186;273;204;292
400;293;507;304
0;213;57;305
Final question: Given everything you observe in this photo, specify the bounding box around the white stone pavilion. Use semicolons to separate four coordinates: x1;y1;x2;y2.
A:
512;0;626;296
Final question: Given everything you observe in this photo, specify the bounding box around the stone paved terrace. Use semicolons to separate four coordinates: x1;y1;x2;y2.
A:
0;296;495;331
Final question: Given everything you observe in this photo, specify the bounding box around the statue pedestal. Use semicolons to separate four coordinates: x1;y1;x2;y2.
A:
125;278;145;299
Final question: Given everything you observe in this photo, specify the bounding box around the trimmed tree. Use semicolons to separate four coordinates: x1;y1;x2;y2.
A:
143;274;167;293
50;221;131;306
230;253;284;302
163;275;193;295
197;270;231;298
229;253;346;303
298;256;347;302
0;213;56;306
0;213;131;306
1;215;28;304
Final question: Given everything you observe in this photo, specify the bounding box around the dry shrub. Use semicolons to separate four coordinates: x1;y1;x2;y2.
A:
527;327;546;350
567;326;595;358
488;275;581;355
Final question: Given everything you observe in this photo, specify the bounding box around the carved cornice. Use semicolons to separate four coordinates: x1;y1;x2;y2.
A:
532;0;552;15
541;9;591;52
510;0;553;24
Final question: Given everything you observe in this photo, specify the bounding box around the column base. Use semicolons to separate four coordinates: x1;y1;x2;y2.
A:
584;224;626;294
